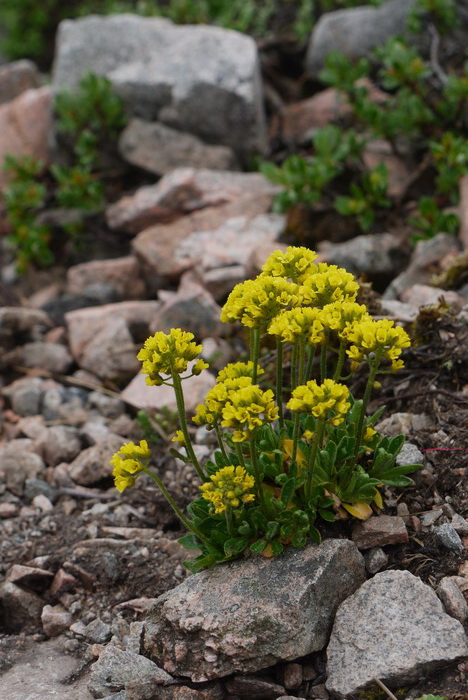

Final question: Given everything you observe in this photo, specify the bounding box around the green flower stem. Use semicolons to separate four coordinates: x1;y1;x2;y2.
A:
291;412;301;466
298;339;306;386
171;372;205;481
250;327;261;383
291;343;298;391
333;341;347;382
214;423;230;463
225;506;235;537
305;345;316;382
320;344;327;382
276;337;284;430
143;468;207;542
249;431;267;512
305;418;326;503
353;348;383;464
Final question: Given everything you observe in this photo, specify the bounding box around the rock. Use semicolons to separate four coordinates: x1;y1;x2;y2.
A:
273;88;352;143
0;502;19;518
0;444;45;495
0;86;51;190
6;564;54;591
53;15;267;160
0;581;44;632
420;508;443;528
225;675;286;698
318;232;408;289
396;502;410;525
119;119;238;176
41;604;73;637
363;547;388;574
375;412;432;436
65;300;160;361
437;577;468;623
383;233;461;300
150;274;224;339
202;265;247;302
49;569;77;597
78;316;140;383
82;618;113;644
42;284;122;326
352;515;408;550
433;523;464;554
108;167;277;234
0;59;40;104
2;376;45;416
66;256;146;300
143;539;366;681
68;434;124;486
121;364;215;415
362;139;412;198
24;477;58;504
282;663;303;690
87;643;173;699
379;299;418;322
452;513;468;535
89;392;125;420
396;442;424;467
401;283;464;309
326;570;468;696
17;341;74;374
32;494;54;512
44;425;82;467
0;307;50;345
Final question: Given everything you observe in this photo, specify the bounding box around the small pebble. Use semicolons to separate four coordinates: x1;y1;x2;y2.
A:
433;523;464;554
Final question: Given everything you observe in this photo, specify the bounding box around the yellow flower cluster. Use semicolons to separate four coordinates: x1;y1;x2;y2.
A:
110;440;151;492
287;379;351;426
260;246;318;283
268;306;325;345
346;318;411;371
320;301;370;340
221;384;279;442
137;329;208;385
193;376;253;429
200;465;255;514
299;264;359;308
216;361;263;383
220;276;300;328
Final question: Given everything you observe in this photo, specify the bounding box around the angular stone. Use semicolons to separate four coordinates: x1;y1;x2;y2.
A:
42;284;121;327
401;283;464;309
0;444;45;495
433;523;464;554
375;412;432;436
87;643;173;699
65;301;160;361
225;675;286;698
82;618;112;644
273;88;352;143
16;341;73;374
2;376;45;416
143;539;366;681
0;60;40;104
0;306;50;340
49;568;77;597
108;167;277;233
363;547;388;574
68;434;124;486
41;604;73;637
396;442;424;467
437;577;468;624
119;119;238;175
452;513;468;535
0;581;44;633
121;365;215;415
53;15;266;161
0;86;51;190
362;139;411;198
352;515;408;550
43;425;82;467
326;570;468;696
78;316;140;383
202;265;247;302
6;564;54;591
0;502;19;518
66;256;146;300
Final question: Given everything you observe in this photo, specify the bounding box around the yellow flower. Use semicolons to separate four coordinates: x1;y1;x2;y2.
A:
287;379;350;426
268;306;325;345
346;319;411;370
299;264;359;308
200;465;255;514
110;440;151;492
193;376;253;428
220;276;300;328
364;426;377;443
137;329;207;385
216;361;264;383
320;301;370;341
259;246;318;283
172;430;186;446
221;384;279;442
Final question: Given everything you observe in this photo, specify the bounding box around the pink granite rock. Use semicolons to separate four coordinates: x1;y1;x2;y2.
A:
66;255;146;299
352;515;408;550
0;60;40;105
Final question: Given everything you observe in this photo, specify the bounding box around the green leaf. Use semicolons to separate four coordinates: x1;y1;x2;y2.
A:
280;477;297;507
250;539;267;553
178;533;201;551
269;539;284;556
224;537;249;557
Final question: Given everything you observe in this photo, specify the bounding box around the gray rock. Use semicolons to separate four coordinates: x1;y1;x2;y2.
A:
42;283;121;326
433;522;464;554
41;604;73;637
451;513;468;535
318;232;408;289
87;643;173;699
225;675;286;698
396;442;424;467
0;444;45;495
82;618;113;644
52;15;266;161
363;547;388;574
17;342;73;374
119;119;238;175
89;392;125;419
2;376;44;416
437;577;468;624
44;425;82;467
0;59;40;104
24;478;58;504
67;256;146;300
143;539;366;681
352;515;408;550
326;570;468;696
68;434;124;486
0;581;44;633
78;317;140;383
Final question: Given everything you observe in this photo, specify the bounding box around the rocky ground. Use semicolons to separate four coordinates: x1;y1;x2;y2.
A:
0;5;468;700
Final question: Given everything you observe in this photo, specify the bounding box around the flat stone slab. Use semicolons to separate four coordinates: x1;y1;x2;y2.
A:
143;539;366;681
326;569;468;697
